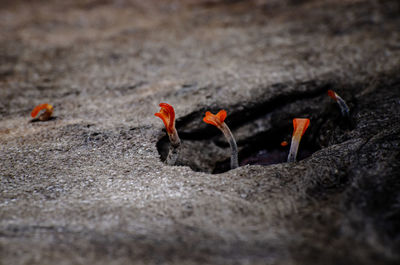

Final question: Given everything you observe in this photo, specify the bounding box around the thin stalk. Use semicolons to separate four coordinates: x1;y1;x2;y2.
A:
287;135;301;162
328;90;350;118
219;122;239;169
166;128;181;166
336;95;350;117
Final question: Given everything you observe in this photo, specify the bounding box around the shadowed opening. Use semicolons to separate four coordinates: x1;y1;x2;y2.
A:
157;82;354;174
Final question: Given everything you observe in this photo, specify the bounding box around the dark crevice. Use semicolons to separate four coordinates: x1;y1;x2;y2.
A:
175;80;334;140
157;81;356;174
213;123;322;174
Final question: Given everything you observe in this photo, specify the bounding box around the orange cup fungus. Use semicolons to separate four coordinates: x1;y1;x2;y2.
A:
203;110;227;129
31;103;53;121
287;118;310;162
327;89;350;117
155;103;181;165
203;109;238;169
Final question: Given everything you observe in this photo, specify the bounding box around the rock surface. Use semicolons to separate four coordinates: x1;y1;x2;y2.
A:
1;0;400;264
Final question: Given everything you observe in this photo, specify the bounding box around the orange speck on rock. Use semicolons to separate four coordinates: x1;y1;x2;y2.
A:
281;141;289;147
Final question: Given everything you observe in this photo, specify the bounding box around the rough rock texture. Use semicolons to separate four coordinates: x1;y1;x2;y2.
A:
1;0;400;264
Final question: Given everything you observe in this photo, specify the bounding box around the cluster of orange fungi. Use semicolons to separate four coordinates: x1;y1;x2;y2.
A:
30;89;348;169
155;103;310;168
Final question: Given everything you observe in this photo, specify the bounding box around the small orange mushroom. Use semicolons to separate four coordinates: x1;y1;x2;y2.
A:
293;118;310;138
155;103;180;148
31;103;53;121
203;110;227;129
155;103;181;165
155;103;175;135
327;89;350;117
287;118;310;162
203;109;238;169
327;90;337;101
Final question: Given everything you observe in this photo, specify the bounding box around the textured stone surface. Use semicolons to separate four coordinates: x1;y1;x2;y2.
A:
1;0;400;264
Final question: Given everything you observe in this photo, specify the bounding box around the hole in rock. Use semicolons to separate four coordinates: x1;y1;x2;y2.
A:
157;82;354;174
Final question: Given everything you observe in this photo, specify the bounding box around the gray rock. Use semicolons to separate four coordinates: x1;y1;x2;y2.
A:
1;0;399;264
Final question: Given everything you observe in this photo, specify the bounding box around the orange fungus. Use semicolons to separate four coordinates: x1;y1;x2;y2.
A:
327;90;338;101
31;103;53;120
293;118;310;138
154;103;176;134
203;110;227;128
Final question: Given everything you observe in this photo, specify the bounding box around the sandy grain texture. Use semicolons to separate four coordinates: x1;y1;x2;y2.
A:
1;0;400;264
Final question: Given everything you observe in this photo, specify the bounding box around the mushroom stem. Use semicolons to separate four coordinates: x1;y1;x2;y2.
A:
287;135;301;162
219;122;239;169
166;129;181;166
336;95;350;117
